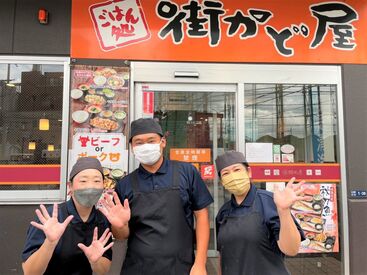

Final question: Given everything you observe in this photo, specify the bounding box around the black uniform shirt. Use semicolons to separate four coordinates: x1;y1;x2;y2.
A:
216;184;305;256
22;199;112;263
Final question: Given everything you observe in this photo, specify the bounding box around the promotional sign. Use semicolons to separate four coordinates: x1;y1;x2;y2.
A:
72;0;367;63
170;148;211;162
70;65;129;138
291;183;339;253
249;163;341;182
69;65;130;189
201;164;215;180
71;133;128;189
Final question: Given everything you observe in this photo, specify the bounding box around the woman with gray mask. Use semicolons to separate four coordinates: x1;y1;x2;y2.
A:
22;157;114;275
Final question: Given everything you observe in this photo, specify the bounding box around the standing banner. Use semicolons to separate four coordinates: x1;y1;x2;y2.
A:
72;0;367;63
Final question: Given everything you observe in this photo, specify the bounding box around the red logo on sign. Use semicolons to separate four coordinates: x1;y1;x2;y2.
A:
201;165;215;180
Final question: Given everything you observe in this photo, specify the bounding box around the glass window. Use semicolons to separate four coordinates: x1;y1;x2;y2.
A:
0;62;64;193
245;84;338;163
244;83;342;275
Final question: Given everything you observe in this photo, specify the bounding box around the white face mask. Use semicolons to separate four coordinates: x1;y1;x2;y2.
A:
133;142;162;165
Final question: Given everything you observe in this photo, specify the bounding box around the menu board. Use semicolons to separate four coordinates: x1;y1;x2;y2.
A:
69;65;130;190
291;183;339;253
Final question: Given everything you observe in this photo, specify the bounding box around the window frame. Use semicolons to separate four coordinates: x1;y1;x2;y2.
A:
0;56;70;204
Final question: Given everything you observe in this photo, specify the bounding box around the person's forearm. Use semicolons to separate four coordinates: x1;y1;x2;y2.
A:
112;223;130;240
90;257;111;275
194;208;210;266
277;209;301;256
22;239;57;275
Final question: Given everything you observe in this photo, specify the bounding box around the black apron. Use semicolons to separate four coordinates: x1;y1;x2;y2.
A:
217;194;290;275
121;162;194;275
44;203;106;275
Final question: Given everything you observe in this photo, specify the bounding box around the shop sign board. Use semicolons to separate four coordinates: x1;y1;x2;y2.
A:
249;163;341;182
170;148;211;162
72;0;367;64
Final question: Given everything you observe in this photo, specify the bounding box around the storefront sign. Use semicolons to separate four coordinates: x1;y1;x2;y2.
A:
291;183;339;253
72;0;367;63
170;148;211;162
249;163;341;182
201;164;215;180
0;165;60;185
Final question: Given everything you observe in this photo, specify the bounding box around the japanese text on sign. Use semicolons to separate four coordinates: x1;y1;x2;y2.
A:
157;1;357;56
72;133;128;170
90;0;150;51
170;148;211;163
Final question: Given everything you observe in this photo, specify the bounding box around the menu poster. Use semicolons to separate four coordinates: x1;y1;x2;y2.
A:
69;65;130;190
70;65;129;140
291;183;339;253
70;133;128;190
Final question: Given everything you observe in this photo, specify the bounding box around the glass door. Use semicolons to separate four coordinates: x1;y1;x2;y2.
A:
135;83;237;256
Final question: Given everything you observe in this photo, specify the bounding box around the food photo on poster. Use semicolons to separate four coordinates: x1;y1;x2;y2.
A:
291;183;339;253
68;65;130;192
70;65;129;135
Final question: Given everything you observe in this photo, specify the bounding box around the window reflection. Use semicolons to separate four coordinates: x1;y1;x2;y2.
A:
244;84;338;163
0;63;64;190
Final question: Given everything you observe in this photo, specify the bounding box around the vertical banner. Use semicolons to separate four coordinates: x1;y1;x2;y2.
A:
291;183;339;253
143;91;154;117
69;65;130;190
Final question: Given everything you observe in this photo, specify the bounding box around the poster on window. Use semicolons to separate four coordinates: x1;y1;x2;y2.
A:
69;65;130;190
70;133;128;190
291;183;339;253
70;65;129;137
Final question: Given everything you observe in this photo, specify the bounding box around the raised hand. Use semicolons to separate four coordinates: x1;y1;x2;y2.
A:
31;203;74;244
78;227;114;264
274;177;306;211
99;192;131;229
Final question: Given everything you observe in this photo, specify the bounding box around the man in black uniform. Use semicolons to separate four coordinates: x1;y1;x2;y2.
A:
22;157;113;275
99;118;213;275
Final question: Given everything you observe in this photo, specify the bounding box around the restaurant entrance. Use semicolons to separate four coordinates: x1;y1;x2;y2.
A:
131;62;348;274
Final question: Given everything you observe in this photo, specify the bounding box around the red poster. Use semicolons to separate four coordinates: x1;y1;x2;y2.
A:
291;183;339;253
201;164;215;180
143;91;154;115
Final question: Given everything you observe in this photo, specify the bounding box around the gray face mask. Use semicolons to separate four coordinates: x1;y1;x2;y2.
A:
73;188;103;207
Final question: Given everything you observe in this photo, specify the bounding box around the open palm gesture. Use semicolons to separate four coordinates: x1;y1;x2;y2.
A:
31;203;74;244
78;227;114;264
99;191;131;229
274;177;305;211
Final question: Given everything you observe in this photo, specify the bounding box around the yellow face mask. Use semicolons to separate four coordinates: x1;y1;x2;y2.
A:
221;171;250;196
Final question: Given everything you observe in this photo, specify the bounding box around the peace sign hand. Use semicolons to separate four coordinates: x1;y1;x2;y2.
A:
274;177;306;211
78;227;114;264
30;203;74;245
99;191;131;229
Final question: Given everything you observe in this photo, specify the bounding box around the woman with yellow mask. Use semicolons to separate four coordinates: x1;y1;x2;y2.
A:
215;151;305;275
